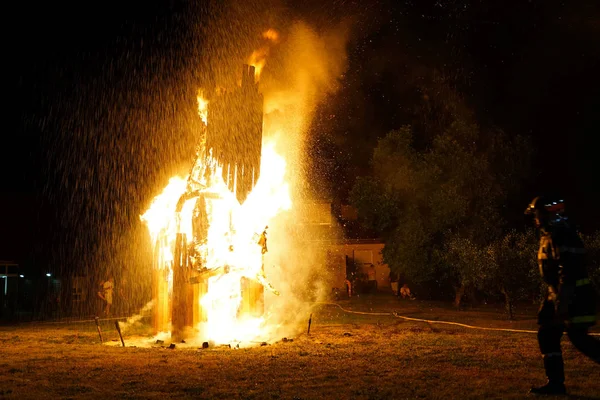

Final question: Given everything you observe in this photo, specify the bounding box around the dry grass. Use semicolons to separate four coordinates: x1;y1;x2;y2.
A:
1;298;598;400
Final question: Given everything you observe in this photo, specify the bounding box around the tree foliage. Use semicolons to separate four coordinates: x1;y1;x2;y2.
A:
582;231;600;291
350;121;534;305
444;233;489;306
484;229;540;318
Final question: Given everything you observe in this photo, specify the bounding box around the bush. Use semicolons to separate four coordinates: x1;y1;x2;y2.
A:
582;231;600;292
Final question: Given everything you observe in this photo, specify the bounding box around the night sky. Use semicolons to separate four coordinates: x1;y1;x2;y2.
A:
7;0;600;272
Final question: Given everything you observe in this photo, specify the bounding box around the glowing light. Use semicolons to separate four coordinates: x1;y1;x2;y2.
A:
141;129;291;344
248;48;269;81
140;177;188;246
197;91;208;125
262;29;279;42
139;21;349;346
247;29;280;81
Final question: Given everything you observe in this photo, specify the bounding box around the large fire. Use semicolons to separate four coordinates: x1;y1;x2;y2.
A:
137;22;349;346
140;106;291;344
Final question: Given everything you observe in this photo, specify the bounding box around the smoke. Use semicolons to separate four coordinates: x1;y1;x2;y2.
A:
260;21;350;185
118;300;155;332
256;21;350;340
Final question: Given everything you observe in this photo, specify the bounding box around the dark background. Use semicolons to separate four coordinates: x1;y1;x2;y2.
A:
7;0;600;275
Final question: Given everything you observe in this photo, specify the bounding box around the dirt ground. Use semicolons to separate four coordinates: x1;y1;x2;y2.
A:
1;297;599;399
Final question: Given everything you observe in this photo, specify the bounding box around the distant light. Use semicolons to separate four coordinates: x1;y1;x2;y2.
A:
19;275;24;278
46;273;52;277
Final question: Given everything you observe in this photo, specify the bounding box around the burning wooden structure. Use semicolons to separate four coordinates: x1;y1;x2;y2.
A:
207;65;264;205
150;65;268;341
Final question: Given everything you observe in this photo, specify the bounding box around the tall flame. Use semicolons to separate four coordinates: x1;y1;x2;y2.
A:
248;48;269;81
248;29;280;82
140;21;348;346
140;125;291;344
196;91;208;125
140;177;187;246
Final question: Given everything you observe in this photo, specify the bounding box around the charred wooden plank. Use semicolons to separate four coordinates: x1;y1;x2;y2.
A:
206;65;263;204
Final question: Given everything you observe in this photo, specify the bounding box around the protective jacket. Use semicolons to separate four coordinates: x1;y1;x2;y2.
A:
537;221;596;327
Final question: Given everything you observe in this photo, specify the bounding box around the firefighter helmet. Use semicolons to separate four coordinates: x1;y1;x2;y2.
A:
524;196;565;216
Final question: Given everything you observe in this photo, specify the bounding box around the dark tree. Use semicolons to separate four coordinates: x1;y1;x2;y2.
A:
351;108;533;305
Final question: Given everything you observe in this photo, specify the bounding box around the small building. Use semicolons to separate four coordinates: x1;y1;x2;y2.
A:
296;201;392;295
327;240;391;293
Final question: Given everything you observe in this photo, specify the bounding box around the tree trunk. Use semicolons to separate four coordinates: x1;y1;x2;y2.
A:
454;283;465;309
467;287;479;307
501;287;514;320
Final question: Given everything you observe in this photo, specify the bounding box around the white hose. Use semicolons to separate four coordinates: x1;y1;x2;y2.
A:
314;302;600;336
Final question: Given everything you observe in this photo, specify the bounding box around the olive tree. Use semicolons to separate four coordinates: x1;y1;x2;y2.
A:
485;229;539;319
350;122;533;306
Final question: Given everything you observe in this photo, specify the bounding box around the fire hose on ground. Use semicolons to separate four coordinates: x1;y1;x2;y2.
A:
313;302;600;336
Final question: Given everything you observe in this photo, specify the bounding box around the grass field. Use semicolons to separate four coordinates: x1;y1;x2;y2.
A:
1;297;598;399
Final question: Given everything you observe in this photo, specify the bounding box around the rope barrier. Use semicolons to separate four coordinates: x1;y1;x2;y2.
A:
314;302;600;336
12;316;131;325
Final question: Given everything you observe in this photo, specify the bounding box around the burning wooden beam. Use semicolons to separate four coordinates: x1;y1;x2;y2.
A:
171;233;194;341
152;237;171;334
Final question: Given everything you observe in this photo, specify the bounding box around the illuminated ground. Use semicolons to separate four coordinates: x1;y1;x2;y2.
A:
1;297;599;399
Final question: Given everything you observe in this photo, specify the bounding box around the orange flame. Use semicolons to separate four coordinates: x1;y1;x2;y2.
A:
141;107;291;343
140;21;349;346
262;29;279;42
248;47;269;81
248;29;280;82
196;91;208;125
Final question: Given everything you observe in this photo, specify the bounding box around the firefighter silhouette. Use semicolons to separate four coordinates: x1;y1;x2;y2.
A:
525;196;599;395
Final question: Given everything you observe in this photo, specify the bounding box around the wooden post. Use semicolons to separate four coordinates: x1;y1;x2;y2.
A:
152;237;170;334
115;320;125;347
172;233;193;341
94;316;103;344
